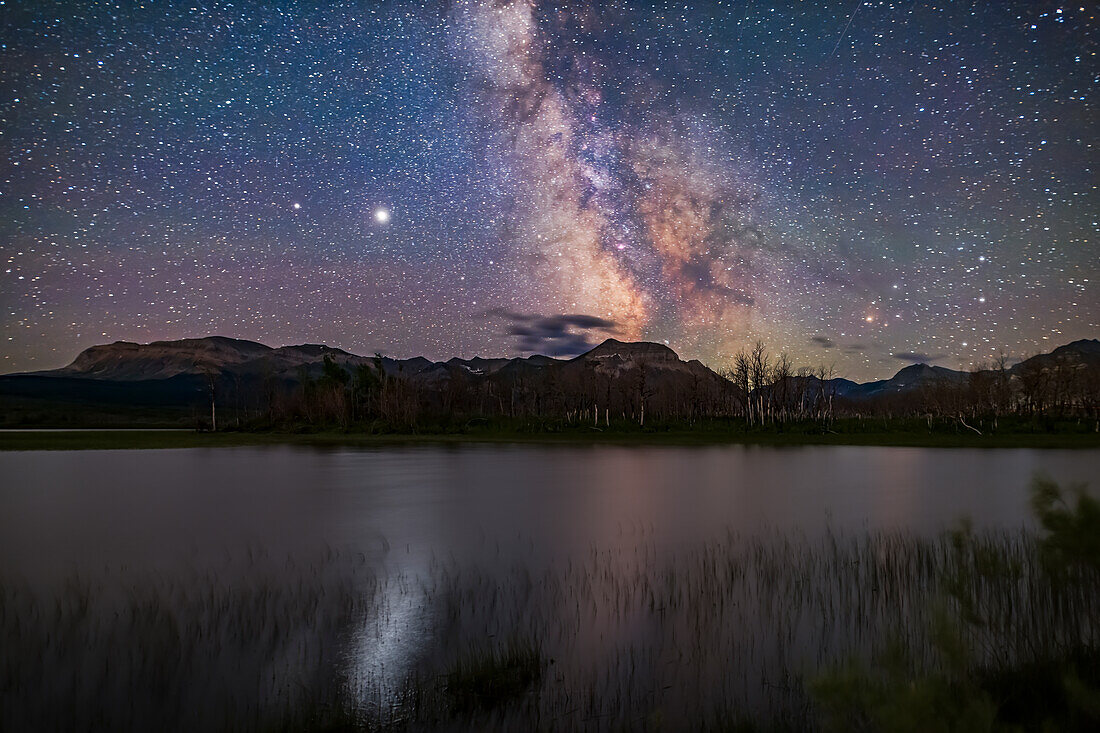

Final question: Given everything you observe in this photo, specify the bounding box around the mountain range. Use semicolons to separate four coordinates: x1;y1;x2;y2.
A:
1;336;1097;426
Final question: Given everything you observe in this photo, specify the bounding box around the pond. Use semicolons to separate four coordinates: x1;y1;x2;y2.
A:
1;445;1096;731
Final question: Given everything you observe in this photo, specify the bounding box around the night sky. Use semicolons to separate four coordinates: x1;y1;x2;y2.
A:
2;1;1096;379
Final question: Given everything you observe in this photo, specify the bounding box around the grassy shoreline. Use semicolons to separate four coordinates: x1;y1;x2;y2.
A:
2;426;1099;451
4;485;1098;731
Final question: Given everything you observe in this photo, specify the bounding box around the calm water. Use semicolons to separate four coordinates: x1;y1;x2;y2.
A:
1;444;1097;731
2;444;1096;576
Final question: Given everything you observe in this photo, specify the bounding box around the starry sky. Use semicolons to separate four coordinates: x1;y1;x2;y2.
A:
1;1;1096;379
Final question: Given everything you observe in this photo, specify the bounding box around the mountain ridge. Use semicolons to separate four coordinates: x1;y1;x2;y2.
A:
8;336;1100;389
2;336;1097;427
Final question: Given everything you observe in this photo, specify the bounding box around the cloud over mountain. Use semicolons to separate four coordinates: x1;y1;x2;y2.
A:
488;310;618;357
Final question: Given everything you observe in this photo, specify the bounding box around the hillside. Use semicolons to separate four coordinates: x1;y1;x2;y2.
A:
1;336;1097;428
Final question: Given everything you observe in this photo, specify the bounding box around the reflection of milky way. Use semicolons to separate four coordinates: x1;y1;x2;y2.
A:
455;0;822;353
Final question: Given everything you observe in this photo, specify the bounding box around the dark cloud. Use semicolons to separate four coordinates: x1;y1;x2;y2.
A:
843;343;868;352
810;336;835;348
892;351;945;363
487;309;618;357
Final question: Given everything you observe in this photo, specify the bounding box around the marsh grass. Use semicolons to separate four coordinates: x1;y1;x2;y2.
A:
2;495;1096;731
442;638;544;714
0;555;376;732
811;477;1100;732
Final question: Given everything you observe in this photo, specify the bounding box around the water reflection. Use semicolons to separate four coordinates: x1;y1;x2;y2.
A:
0;444;1096;730
346;558;435;711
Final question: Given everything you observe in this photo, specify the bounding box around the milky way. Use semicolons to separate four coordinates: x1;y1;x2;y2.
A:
1;1;1096;378
454;0;838;359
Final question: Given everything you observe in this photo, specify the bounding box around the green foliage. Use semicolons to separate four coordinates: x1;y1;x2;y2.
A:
353;362;380;393
319;354;349;388
940;519;1022;650
811;476;1100;732
1064;671;1100;720
810;643;997;733
295;363;314;387
810;605;1002;733
1030;475;1100;571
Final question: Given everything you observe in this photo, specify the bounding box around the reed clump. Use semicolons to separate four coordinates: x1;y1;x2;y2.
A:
811;476;1100;732
442;638;544;714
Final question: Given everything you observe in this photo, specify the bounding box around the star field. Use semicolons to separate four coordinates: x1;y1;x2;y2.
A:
1;1;1096;379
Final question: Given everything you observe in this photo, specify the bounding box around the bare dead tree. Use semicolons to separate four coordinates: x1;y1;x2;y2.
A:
748;341;770;425
200;365;220;431
731;350;752;424
771;352;793;423
814;362;837;426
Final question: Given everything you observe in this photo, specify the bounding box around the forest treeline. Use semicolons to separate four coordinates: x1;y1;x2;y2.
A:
202;340;1100;432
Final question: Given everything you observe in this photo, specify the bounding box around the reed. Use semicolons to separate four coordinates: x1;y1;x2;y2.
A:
2;480;1096;731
